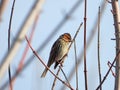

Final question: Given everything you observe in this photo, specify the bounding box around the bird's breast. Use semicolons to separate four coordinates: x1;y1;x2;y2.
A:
56;41;69;61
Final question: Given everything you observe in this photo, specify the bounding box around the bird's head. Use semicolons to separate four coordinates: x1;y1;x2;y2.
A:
60;33;72;42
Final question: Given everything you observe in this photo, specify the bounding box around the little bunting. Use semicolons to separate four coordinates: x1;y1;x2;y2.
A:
41;33;72;77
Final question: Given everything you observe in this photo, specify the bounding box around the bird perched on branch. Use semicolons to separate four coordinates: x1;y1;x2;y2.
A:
41;33;72;77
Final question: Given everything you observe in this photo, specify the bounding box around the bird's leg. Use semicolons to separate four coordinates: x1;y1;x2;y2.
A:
59;61;64;67
59;53;68;67
55;53;68;68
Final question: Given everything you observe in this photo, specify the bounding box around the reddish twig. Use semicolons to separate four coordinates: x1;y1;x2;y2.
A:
107;61;116;77
83;0;88;90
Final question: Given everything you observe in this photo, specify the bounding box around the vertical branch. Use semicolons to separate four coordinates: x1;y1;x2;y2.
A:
74;40;78;90
111;0;120;90
84;0;88;90
8;0;16;90
97;6;102;90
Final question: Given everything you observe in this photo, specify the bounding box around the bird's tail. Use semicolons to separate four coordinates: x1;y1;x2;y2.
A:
41;68;48;78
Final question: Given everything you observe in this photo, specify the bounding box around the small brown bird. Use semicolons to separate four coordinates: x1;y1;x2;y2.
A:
41;33;72;77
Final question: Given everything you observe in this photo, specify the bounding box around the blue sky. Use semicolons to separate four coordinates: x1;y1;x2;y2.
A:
0;0;118;90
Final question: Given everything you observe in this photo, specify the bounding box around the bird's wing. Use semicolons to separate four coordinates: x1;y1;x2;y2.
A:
47;39;61;67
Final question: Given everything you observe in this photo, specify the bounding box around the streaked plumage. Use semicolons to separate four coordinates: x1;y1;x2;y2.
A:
41;33;71;77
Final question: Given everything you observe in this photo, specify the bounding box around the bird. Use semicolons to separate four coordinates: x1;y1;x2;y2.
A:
41;33;72;78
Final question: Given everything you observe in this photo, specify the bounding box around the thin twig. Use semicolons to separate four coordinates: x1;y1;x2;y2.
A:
74;40;78;90
51;57;66;90
96;50;120;90
25;36;74;90
59;66;71;88
111;38;120;40
84;0;88;89
7;0;16;90
51;67;61;90
69;22;83;50
97;6;102;90
51;58;72;90
108;61;120;69
107;61;116;77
